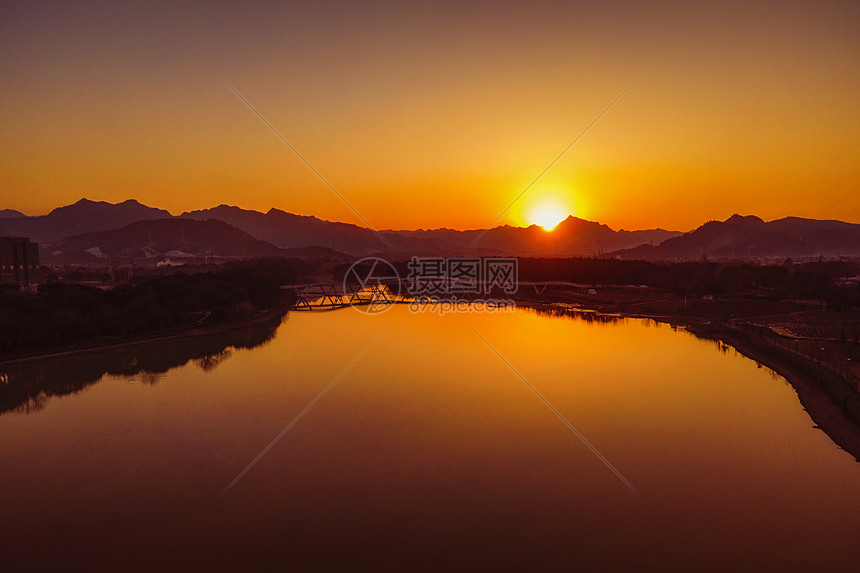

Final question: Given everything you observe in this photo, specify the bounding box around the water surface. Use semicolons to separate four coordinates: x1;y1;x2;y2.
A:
1;306;858;570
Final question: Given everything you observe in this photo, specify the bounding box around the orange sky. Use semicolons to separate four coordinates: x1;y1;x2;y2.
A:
1;1;858;231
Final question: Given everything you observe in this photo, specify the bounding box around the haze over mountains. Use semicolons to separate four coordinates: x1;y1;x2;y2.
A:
2;198;860;263
48;219;287;264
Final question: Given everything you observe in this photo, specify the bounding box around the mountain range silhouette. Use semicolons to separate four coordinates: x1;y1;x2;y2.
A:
2;199;859;262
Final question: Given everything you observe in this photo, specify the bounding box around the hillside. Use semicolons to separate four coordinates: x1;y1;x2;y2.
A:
44;218;288;263
180;205;388;254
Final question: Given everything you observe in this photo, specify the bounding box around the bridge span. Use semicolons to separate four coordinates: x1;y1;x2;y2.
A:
281;280;644;311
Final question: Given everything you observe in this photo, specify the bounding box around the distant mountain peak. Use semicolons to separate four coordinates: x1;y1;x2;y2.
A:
725;214;765;225
2;198;173;243
265;207;324;222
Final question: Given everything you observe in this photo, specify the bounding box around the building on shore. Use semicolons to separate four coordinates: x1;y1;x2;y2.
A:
0;236;40;287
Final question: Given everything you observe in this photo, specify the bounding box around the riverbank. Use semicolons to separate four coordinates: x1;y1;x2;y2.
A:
0;301;292;367
516;291;860;461
688;322;860;462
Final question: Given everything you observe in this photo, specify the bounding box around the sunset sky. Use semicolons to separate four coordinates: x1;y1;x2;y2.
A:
2;0;858;231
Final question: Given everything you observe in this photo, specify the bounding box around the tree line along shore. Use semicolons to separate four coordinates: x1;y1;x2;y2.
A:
0;259;305;359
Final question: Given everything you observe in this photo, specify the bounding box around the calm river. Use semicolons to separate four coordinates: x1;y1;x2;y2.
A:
1;306;858;571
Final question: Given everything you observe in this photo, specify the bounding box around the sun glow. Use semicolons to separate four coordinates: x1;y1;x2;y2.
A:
529;202;570;231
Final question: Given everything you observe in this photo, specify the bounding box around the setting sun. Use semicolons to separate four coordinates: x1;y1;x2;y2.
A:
530;202;570;231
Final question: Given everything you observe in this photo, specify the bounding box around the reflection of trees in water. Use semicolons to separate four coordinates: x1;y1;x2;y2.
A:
531;306;791;382
138;371;165;385
194;349;233;372
688;331;785;383
0;315;283;415
522;305;628;326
